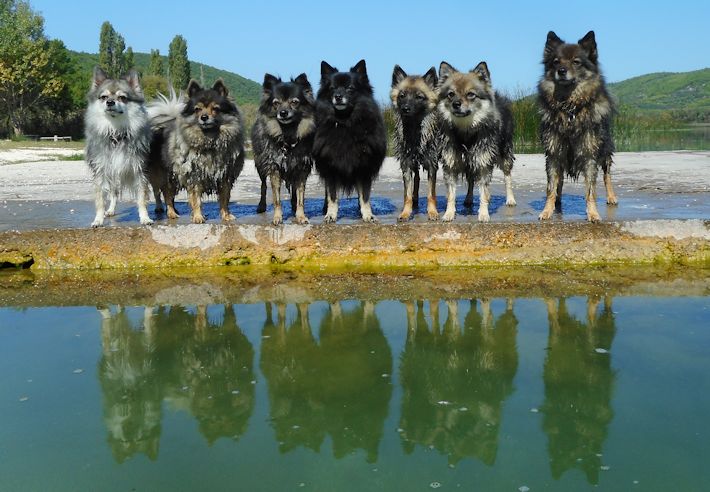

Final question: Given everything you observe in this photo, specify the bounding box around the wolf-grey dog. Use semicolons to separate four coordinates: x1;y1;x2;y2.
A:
84;66;153;227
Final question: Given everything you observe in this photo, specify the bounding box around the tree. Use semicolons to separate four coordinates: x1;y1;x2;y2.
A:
0;0;68;136
113;33;126;75
124;46;134;73
148;49;163;77
168;34;190;90
98;21;115;76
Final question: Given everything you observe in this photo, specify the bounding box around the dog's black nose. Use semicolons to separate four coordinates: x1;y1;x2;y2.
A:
452;100;461;110
334;94;343;102
557;67;567;76
200;114;209;122
106;100;115;107
402;105;411;113
279;110;289;118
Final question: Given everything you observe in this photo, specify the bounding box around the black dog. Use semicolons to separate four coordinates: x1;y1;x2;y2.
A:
252;73;315;225
313;60;387;223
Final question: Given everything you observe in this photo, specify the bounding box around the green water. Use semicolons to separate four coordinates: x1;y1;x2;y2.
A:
1;293;709;491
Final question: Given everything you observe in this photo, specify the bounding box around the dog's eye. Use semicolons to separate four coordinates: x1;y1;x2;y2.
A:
553;58;560;66
290;98;300;106
398;92;406;99
416;93;426;100
573;58;582;66
212;106;219;113
99;95;108;101
118;96;128;103
467;92;477;100
194;107;202;113
346;86;355;94
447;91;455;99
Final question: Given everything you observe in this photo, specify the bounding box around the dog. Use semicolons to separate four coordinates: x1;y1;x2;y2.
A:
147;80;245;224
313;60;387;223
390;65;441;221
252;73;316;225
437;61;516;222
84;66;153;227
538;31;617;223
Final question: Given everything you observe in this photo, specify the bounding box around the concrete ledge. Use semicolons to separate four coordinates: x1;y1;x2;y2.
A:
0;219;708;270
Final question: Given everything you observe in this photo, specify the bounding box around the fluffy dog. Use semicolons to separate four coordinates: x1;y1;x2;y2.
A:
84;67;153;227
252;73;315;225
390;65;441;221
437;61;515;222
313;60;387;223
538;31;617;223
147;80;245;223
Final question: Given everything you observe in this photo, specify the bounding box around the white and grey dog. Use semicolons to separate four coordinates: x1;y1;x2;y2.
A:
84;66;153;227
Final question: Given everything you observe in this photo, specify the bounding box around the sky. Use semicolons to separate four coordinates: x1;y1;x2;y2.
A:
30;0;710;102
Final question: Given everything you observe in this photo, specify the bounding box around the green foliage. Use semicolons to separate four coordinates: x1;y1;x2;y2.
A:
142;74;168;100
609;68;710;117
168;35;190;90
148;49;163;77
0;0;71;136
97;21;131;78
124;46;134;72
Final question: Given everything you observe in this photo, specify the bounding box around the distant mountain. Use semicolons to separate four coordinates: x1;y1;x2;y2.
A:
609;68;710;114
68;50;262;106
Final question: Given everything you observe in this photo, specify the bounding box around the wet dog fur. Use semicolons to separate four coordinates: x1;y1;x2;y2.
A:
538;30;617;223
390;65;442;221
147;80;245;224
84;67;153;227
252;73;316;225
313;60;387;223
437;61;515;222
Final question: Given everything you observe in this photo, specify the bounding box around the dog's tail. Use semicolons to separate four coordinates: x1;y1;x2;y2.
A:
147;87;185;132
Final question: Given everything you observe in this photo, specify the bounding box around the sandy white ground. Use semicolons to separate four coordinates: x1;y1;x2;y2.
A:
0;147;82;165
0;151;708;202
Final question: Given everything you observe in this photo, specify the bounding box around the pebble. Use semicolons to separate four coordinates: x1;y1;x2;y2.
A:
72;368;84;374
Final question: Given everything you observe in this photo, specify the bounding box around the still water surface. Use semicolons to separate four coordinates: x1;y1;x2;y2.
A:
1;294;708;491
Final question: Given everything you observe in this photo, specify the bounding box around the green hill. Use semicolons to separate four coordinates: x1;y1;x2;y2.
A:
609;68;710;115
68;50;262;106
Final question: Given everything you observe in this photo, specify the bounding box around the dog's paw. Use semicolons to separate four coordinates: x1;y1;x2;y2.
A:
606;196;618;206
398;212;412;222
192;214;206;224
256;202;267;214
362;214;378;223
427;210;439;221
538;208;554;221
91;219;104;228
140;217;154;226
506;196;517;207
222;213;236;222
154;206;165;215
272;215;283;226
441;211;455;222
294;215;309;225
477;211;490;223
323;214;337;224
463;199;473;208
587;211;602;223
167;209;180;220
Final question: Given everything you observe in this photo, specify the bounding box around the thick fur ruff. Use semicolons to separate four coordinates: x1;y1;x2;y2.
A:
313;64;387;195
84;67;153;227
85;100;152;195
439;91;514;183
392;110;441;176
252;116;314;187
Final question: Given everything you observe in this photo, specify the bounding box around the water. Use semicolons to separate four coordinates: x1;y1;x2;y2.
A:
1;278;709;491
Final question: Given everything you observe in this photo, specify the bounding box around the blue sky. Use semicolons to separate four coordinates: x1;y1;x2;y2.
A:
32;0;710;102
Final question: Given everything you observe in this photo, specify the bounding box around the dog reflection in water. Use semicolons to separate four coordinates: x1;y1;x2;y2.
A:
398;299;518;466
541;297;616;485
260;301;392;462
97;303;255;461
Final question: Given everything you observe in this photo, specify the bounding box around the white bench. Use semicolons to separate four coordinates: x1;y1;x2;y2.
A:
39;135;72;142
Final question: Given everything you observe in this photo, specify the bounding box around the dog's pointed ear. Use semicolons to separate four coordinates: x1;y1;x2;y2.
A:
472;61;490;84
439;61;456;83
544;31;564;60
92;66;108;88
321;61;337;77
423;67;438;90
351;59;367;75
392;65;407;87
294;73;314;103
212;79;229;97
578;30;598;63
122;69;144;100
263;73;279;91
187;80;202;98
